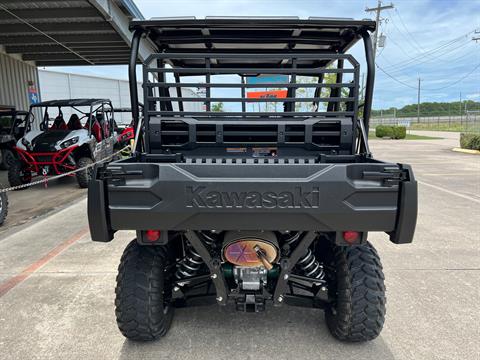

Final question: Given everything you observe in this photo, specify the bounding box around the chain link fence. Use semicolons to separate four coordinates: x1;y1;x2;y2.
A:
371;111;480;133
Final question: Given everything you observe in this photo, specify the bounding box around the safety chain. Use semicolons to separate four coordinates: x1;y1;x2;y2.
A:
0;145;131;193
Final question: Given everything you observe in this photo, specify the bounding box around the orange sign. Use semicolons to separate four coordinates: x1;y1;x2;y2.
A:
246;90;288;99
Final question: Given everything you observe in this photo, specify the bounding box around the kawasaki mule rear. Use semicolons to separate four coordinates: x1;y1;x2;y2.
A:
88;17;417;342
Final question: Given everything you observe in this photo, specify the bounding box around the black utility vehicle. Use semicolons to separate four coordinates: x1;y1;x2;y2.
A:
0;105;28;169
88;18;417;342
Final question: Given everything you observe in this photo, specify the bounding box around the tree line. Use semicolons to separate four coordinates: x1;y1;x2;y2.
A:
372;100;480;118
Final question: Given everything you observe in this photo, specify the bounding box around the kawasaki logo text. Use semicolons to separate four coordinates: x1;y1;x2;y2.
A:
186;186;320;209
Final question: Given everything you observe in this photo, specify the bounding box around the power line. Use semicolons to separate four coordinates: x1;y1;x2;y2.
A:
386;9;422;54
386;8;453;66
381;30;475;71
376;64;418;89
376;63;480;91
379;40;474;70
425;63;480;91
381;38;475;73
381;37;473;72
393;8;426;53
383;35;472;70
384;35;418;62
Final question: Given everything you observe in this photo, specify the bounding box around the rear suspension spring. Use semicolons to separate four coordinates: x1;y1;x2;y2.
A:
175;245;203;279
281;231;325;280
297;248;325;280
198;230;217;247
175;231;220;280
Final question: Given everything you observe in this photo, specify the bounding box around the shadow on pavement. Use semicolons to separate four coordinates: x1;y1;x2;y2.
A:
119;305;395;360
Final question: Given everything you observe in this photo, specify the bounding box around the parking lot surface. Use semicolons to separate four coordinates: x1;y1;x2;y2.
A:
0;172;85;237
0;135;478;360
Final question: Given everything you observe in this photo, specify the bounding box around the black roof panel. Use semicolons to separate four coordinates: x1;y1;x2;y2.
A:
131;17;376;59
31;99;111;108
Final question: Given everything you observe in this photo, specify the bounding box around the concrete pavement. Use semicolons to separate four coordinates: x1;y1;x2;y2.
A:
0;137;479;360
0;171;85;237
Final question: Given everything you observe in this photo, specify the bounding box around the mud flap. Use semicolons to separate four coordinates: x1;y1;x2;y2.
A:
389;167;417;244
88;167;114;242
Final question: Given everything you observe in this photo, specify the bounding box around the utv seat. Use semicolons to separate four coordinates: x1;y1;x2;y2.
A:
96;114;110;138
85;118;103;142
51;116;67;130
67;114;83;130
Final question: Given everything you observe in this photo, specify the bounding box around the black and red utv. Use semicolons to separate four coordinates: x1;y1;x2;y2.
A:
10;99;116;189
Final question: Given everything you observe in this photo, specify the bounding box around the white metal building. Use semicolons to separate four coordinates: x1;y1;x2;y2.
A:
38;69;141;123
38;69;202;123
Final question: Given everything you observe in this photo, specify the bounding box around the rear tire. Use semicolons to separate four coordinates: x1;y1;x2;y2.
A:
0;149;16;170
8;161;32;189
115;240;174;341
325;242;386;342
76;157;93;188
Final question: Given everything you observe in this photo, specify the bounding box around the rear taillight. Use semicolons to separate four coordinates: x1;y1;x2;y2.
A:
343;231;360;244
145;230;161;242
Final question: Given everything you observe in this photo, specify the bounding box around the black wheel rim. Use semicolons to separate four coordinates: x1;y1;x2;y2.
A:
5;152;15;168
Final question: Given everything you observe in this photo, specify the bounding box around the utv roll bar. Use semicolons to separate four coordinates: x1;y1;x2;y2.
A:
362;32;375;134
129;29;143;135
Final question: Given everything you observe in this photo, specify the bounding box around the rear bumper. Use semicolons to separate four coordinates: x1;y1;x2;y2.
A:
88;160;417;244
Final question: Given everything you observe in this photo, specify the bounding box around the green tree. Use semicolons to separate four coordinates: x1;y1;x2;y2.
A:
295;73;350;112
372;100;480;118
211;102;224;112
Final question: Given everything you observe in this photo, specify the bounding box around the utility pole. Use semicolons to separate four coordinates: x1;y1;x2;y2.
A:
459;91;462;125
417;77;421;123
365;1;395;60
473;29;480;42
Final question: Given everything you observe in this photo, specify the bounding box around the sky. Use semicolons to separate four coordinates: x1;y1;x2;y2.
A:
45;0;480;110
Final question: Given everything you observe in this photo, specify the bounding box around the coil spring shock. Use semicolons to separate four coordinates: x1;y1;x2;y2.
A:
282;231;325;280
175;245;203;279
198;231;216;247
175;231;219;280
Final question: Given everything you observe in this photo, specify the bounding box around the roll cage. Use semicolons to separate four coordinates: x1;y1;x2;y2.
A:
26;99;114;136
107;104;143;128
127;17;376;156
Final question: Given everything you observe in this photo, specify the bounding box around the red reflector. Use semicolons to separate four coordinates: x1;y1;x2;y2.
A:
145;230;161;242
343;231;360;243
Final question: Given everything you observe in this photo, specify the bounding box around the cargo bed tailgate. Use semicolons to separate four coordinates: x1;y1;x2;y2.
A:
88;161;416;243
